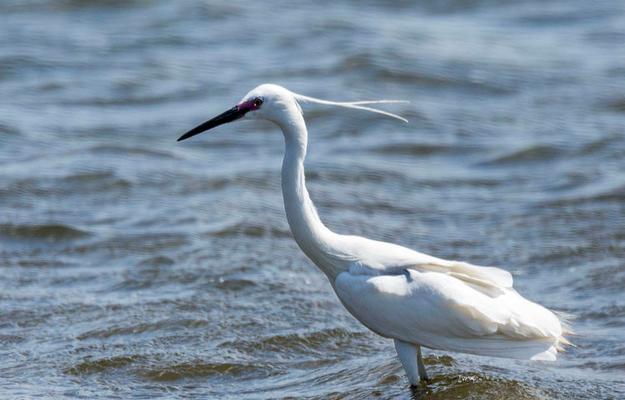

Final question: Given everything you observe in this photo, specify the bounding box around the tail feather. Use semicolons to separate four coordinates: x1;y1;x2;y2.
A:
554;310;575;351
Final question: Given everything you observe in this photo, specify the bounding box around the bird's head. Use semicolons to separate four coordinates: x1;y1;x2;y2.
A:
177;83;407;142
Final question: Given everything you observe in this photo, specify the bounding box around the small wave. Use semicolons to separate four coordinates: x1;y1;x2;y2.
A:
62;170;133;191
420;177;503;188
515;9;612;27
335;52;513;95
585;30;625;45
479;145;563;166
52;0;146;11
372;142;467;156
599;97;625;113
220;328;366;355
137;361;277;382
0;335;25;345
215;278;257;292
374;67;513;95
0;55;50;80
0;172;131;200
209;221;291;238
112;267;160;291
88;145;180;160
577;134;623;155
526;244;589;265
60;87;210;108
0;122;20;136
582;263;625;292
540;184;625;206
306;167;404;185
65;355;142;375
579;304;625;322
77;319;209;340
183;2;241;21
137;255;175;267
17;259;76;268
61;170;122;184
0;223;90;241
421;372;540;399
68;232;187;254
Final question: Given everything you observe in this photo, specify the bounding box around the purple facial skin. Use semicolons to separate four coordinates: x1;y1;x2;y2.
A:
237;98;262;114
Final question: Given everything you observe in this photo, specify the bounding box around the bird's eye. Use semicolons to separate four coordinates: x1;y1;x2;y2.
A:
253;97;263;107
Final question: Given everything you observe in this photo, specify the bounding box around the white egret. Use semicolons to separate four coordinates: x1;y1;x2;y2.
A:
178;84;571;386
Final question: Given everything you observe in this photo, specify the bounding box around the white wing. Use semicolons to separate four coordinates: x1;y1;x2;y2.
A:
339;236;513;294
334;267;568;361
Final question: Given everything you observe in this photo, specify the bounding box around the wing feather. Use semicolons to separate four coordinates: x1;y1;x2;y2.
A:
334;269;565;360
343;237;513;292
411;260;513;293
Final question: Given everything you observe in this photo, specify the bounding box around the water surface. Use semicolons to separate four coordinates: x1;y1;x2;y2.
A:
2;0;625;398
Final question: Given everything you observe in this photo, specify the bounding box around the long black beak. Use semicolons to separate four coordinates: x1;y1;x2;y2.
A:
177;105;244;141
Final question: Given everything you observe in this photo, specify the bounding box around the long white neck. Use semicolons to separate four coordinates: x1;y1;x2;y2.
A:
278;114;346;280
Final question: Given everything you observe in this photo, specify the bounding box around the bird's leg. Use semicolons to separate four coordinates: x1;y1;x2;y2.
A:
394;339;421;386
416;345;429;382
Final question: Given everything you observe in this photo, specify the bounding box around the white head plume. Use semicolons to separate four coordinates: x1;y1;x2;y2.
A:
293;93;409;123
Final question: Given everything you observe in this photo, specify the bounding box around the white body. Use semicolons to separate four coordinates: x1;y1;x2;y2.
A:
199;84;569;385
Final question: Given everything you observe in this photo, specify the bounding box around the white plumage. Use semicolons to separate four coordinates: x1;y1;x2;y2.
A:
178;83;571;386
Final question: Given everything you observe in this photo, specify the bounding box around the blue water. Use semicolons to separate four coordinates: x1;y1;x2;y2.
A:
1;1;625;398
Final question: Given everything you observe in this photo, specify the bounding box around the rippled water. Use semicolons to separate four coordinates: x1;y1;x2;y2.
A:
2;1;625;398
